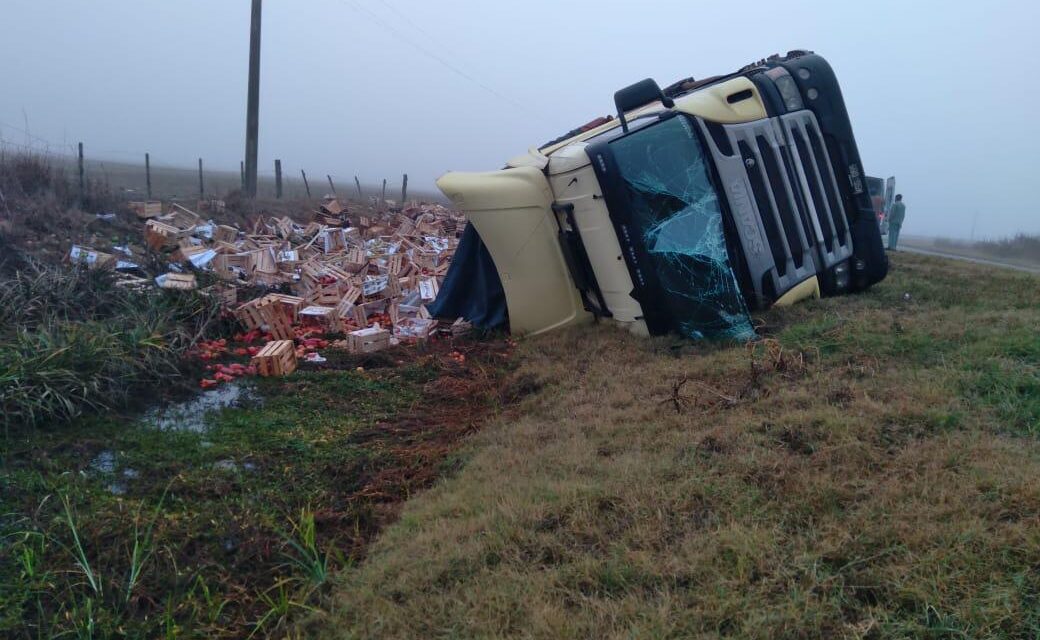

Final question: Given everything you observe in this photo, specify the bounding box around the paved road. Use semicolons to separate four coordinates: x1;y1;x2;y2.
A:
898;244;1040;275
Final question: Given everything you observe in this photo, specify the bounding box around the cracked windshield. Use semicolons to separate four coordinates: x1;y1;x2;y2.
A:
609;115;756;340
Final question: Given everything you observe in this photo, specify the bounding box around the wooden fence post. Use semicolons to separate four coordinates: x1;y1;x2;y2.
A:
145;153;152;200
198;158;204;198
381;178;387;206
327;174;336;195
354;176;362;199
401;173;408;204
240;161;245;190
301;170;311;197
274;159;283;199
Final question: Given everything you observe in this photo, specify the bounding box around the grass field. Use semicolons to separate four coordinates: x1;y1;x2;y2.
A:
316;253;1040;639
1;340;512;638
903;235;1040;272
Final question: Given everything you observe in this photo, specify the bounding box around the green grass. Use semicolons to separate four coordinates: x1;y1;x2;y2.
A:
316;253;1040;639
0;259;222;430
0;346;507;639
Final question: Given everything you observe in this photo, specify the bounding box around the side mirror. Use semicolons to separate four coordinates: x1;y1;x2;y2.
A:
614;78;674;133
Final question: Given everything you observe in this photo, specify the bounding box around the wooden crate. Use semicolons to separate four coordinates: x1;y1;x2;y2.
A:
129;201;163;219
235;294;301;339
300;305;341;334
351;299;388;327
347;327;390;354
145;220;184;250
235;298;266;330
385;253;405;275
320;198;345;216
167;204;201;229
413;250;442;271
394;317;437;341
251;340;297;377
68;245;116;270
155;273;197;290
212;225;238;243
264;294;305;323
307;282;344;306
202;284;237;306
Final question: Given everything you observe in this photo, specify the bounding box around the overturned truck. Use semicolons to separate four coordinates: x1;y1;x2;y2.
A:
433;50;887;339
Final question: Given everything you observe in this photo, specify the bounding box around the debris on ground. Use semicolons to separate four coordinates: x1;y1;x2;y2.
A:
129;200;163;219
67;244;116;269
64;197;474;387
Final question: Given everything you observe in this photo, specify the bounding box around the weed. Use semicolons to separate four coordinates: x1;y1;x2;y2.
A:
124;485;169;604
280;507;343;587
250;579;317;639
60;494;103;598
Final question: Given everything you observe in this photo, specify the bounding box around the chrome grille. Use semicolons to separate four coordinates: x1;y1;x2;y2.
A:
697;110;853;302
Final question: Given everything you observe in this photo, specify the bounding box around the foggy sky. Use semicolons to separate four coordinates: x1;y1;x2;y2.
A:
2;0;1037;238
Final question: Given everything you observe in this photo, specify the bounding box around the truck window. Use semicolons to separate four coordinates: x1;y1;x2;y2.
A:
608;115;755;340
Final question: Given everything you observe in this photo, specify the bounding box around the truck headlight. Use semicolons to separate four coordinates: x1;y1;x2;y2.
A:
834;262;850;291
765;67;804;112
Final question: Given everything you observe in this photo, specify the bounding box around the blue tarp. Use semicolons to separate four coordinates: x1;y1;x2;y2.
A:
427;222;508;329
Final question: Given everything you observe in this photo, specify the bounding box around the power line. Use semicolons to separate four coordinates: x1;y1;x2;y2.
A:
336;0;550;122
375;0;460;59
0;120;75;153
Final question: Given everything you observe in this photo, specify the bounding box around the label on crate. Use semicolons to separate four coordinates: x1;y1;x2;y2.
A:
424;236;450;252
69;245;99;266
363;275;389;296
418;278;439;301
194;223;214;239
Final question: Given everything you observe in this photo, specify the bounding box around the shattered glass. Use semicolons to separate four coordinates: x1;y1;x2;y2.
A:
609;115;756;340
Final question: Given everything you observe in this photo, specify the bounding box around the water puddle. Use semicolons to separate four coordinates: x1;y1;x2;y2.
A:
89;450;117;474
212;459;259;473
87;450;138;495
144;382;262;433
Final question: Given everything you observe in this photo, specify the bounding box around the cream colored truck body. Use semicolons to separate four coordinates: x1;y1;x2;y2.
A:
436;69;838;335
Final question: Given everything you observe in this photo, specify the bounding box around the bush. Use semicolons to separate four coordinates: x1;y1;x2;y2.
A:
0;259;221;430
0;151;118;213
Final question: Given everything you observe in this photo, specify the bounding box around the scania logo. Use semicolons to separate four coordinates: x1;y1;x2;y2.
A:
727;180;766;256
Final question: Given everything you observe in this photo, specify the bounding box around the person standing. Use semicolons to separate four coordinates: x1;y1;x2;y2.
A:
888;194;906;250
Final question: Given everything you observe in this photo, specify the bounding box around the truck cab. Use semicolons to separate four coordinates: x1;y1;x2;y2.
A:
436;51;888;339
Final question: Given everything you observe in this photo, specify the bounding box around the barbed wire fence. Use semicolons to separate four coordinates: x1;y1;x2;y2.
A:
0;121;413;208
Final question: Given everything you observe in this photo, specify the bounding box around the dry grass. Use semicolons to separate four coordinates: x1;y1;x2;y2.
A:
314;253;1040;639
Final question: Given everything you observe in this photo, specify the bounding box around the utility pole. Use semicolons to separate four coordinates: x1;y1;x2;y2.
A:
244;0;262;197
274;159;283;199
354;176;362;200
145;153;152;200
381;178;387;206
401;173;408;204
198;158;205;198
301;169;311;197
